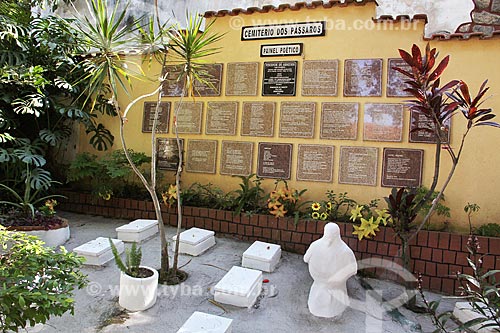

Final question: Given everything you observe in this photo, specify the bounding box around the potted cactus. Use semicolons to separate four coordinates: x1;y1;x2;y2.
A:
109;240;158;311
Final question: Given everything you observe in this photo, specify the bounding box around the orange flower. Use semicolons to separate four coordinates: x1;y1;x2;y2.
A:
270;204;287;218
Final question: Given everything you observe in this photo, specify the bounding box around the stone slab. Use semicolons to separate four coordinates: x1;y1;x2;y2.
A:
339;146;378;186
453;302;497;333
409;110;451;144
206;102;238;135
185;140;217;174
214;266;262;307
157;138;183;171
173;102;203;134
387;58;413;97
193;63;223;96
320;102;359;140
220;141;253;176
172;227;216;256
116;219;159;243
363;103;404;142
177;311;233;333
382;148;424;188
142;102;170;133
344;59;382;97
73;237;124;266
241;102;275;137
162;65;185;97
226;62;259;96
257;142;292;179
242;241;281;272
262;61;297;96
279;102;316;138
302;59;339;96
296;144;334;183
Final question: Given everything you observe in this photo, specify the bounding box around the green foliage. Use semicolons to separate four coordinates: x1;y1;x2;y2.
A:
0;165;64;217
418;236;500;332
232;174;265;215
476;223;500;238
109;238;143;278
181;182;234;211
67;150;150;200
72;0;144;107
0;0;116;201
0;227;87;332
465;202;481;234
415;186;451;229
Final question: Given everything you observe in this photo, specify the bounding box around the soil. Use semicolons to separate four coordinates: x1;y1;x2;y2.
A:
159;268;188;285
135;267;155;278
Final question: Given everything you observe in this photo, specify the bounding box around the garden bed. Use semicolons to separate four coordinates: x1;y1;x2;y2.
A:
59;190;500;295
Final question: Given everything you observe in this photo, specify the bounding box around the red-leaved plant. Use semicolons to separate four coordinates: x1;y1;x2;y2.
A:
384;43;499;309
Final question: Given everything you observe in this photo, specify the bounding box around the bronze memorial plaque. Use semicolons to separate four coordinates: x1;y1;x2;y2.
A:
344;59;382;97
387;58;413;97
226;62;259;96
162;65;185;97
296;144;334;182
382;148;424;188
302;60;339;96
409;110;451;144
339;146;378;186
142;102;170;133
241;102;275;137
193;63;223;96
320;102;359;140
363;103;404;142
173;101;203;134
279;102;316;138
206;102;238;135
257;142;292;179
262;61;298;96
220;141;253;176
157;138;183;170
186;140;217;174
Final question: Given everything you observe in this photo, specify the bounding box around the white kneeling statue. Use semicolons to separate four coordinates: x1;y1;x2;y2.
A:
303;222;358;318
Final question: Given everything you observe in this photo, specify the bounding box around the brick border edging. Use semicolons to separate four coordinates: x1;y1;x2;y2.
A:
59;191;500;295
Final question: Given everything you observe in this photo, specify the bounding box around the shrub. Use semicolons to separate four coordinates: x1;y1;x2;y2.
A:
0;227;87;332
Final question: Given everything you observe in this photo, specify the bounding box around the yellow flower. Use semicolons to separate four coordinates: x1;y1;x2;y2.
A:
284;190;296;203
350;205;363;221
311;202;321;211
269;190;280;201
320;212;328;221
270;205;287;218
326;201;333;211
352;225;365;241
268;200;281;210
167;184;177;200
360;217;380;238
311;212;320;220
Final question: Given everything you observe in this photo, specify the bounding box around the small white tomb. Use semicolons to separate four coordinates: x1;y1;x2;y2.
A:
242;241;281;272
177;311;233;333
214;266;262;308
172;227;215;256
73;237;124;266
453;302;497;333
116;219;158;242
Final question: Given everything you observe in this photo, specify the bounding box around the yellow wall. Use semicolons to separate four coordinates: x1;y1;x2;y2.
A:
78;3;500;231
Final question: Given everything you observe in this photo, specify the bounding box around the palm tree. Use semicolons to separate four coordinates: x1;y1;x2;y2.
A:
73;0;223;283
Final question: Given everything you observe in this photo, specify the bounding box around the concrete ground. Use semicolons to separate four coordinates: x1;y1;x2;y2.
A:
28;212;460;333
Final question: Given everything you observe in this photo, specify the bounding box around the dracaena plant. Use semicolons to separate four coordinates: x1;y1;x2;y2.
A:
392;44;499;240
365;44;499;310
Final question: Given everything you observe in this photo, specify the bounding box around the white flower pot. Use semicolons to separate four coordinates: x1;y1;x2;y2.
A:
119;266;158;311
24;225;70;248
